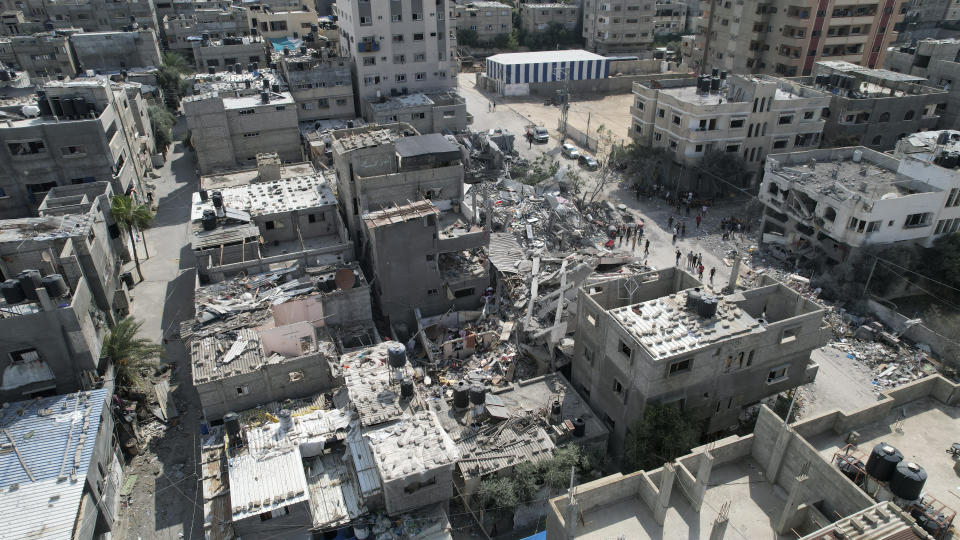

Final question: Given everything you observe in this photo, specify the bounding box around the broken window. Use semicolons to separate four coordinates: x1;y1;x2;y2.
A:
9;349;39;364
453;287;475;298
236;385;249;396
289;371;304;382
612;378;625;399
767;366;788;383
780;327;799;344
259;506;289;521
823;207;836;221
619;340;632;359
669;358;692;375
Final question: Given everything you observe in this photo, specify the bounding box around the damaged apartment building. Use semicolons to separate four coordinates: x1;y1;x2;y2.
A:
183;68;300;174
573;267;829;456
189;154;353;283
884;38;960;129
758;132;960;263
330;124;489;334
0;77;152;218
789;60;947;150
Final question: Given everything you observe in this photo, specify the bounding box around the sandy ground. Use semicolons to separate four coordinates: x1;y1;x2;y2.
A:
800;346;883;418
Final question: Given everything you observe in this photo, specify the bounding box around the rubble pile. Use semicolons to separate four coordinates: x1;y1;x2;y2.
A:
832;338;939;392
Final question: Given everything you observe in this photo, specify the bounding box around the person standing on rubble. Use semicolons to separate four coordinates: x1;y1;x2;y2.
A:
644;239;650;255
709;267;716;284
698;264;705;280
696;214;702;229
675;249;681;266
631;232;638;251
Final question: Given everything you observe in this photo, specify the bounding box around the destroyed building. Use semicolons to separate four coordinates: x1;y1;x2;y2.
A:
185;263;374;420
788;60;947;150
190;157;353;283
183;69;300;174
884;38;960;129
573;268;829;454
759;138;960;263
0;389;121;540
548;374;960;539
0;77;152;218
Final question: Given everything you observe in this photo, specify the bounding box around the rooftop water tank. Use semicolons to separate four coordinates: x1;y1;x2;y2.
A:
452;381;470;408
400;378;414;399
386;342;406;368
865;442;902;482
17;269;42;302
469;384;486;405
0;279;25;304
572;417;586;437
41;274;68;298
890;461;927;501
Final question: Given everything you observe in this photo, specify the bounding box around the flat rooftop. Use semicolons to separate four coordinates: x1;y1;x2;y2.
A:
815;60;928;84
332;126;404;153
486;49;606;65
340;342;419;427
200;161;320;190
395;133;459;158
190;174;336;221
659;82;806;105
188;70;284;96
0;213;93;244
610;289;763;360
367;92;433;112
365;410;460;482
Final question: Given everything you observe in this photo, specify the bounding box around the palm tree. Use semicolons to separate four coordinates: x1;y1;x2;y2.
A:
102;317;164;395
161;51;190;74
111;194;154;282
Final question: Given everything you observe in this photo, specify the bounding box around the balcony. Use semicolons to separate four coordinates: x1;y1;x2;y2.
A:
357;40;379;53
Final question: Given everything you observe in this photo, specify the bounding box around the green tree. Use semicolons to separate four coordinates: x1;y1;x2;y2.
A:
929;233;960;291
148;105;175;156
475;477;519;510
577;125;617;208
624;404;703;472
457;28;479;47
698;149;750;194
102;317;164;395
111;194;155;282
493;33;511;49
156;52;191;109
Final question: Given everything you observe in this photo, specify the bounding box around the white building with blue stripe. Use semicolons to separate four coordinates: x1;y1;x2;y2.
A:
484;50;610;96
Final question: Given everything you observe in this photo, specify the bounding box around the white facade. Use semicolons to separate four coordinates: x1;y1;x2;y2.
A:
335;0;458;100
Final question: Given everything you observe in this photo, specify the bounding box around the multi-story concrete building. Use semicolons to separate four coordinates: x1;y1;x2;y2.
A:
454;1;512;41
904;0;960;24
183;70;300;174
654;0;687;36
276;46;355;122
689;0;908;77
519;2;580;33
191;35;267;71
361;90;467;134
572;267;828;454
629;73;831;189
0;78;150;217
163;6;249;52
790;60;946;149
70;29;162;72
582;0;655;55
0;0;159;35
758;133;960;263
884;38;960;128
8;29;80;79
330;124;488;333
247;5;319;40
335;0;458;101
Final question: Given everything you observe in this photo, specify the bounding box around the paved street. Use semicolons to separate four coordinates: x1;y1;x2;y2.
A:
115;117;204;540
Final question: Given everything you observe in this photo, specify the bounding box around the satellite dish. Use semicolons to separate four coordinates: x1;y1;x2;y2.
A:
333;268;355;290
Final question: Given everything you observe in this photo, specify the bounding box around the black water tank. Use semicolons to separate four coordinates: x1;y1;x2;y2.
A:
469;384;486;405
711;67;719;77
262;78;270;88
697;295;718;318
937;131;950;145
244;80;251;89
453;381;470;408
211;191;223;208
199;189;208;202
836;454;864;482
686;289;702;310
400;378;414;399
234;63;242;74
0;71;10;81
41;274;68;298
720;70;727;80
208;66;215;75
223;411;243;445
550;400;562;418
711;77;721;92
50;97;63;116
252;61;259;71
202;209;217;231
0;279;25;304
865;442;903;481
261;91;269;103
572;417;585;437
890;461;927;501
271;84;280;93
247;63;254;73
387;342;406;368
60;97;76;118
37;95;52;116
17;269;42;301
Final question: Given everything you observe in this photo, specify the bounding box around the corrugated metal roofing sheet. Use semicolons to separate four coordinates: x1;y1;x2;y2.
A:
0;389;109;540
227;447;309;521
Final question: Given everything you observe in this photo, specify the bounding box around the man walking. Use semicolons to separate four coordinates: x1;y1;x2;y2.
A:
709;267;716;285
644;238;650;255
675;249;681;266
696;214;701;229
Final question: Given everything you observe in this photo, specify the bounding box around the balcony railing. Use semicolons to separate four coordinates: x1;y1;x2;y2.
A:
357;41;379;52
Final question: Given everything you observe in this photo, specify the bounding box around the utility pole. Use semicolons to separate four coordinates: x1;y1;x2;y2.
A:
862;256;879;297
555;65;570;142
699;0;718;76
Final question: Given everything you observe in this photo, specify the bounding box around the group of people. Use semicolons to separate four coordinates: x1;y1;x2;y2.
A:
673;249;717;284
610;221;649;255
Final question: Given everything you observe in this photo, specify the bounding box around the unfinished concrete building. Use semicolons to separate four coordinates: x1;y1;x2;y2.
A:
0;78;150;218
361;91;468;134
789;60;947;149
0;389;122;539
630;73;831;190
573;268;829;455
884;38;960;128
163;6;250;52
758;137;960;264
276;46;354;123
70;29;162;72
189;158;353;282
548;374;960;538
192;35;266;71
183;70;300;174
8;29;80;78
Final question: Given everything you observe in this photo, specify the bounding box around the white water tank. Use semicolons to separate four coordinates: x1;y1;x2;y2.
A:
853;149;863;162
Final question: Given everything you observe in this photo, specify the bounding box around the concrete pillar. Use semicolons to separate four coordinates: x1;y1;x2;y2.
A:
654;463;676;525
726;254;741;292
766;425;793;485
690;451;715;511
565;495;579;539
709;513;729;540
776;475;808;535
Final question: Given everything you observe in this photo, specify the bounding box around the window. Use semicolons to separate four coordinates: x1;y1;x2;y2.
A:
363;56;376;66
730;118;744;128
778;115;793;125
259;506;289;521
395;74;407;82
414;53;426;62
414;32;424;41
669;358;692;375
392;14;402;22
672;114;681;125
781;327;799;344
236;385;250;395
619;340;632;358
946;188;960;207
657;108;665;118
9;349;39;364
427;288;438;296
879;112;890;122
415;72;426;80
767;366;788;383
412;12;422;20
8;140;46;155
393;54;406;64
654;132;662;141
695;144;703;152
773;139;788;149
725;144;739;152
60;145;86;157
243;132;259;138
803;111;814;120
453;287;474;298
393;34;404;42
904;212;931;228
238;109;255;115
336;98;348;106
904;110;915;120
612;378;624;397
